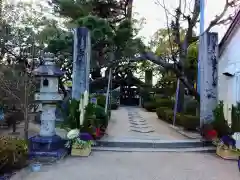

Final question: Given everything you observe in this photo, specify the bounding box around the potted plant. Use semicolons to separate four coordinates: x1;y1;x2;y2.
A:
65;129;93;157
215;136;239;160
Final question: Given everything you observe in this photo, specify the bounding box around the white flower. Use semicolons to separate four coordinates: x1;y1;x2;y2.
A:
232;132;240;141
67;129;79;140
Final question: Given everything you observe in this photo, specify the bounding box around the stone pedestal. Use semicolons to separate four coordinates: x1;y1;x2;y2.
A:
29;135;67;159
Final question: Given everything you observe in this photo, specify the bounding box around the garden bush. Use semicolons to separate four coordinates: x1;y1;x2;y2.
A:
156;107;168;119
156;107;175;123
0;136;28;174
155;98;175;109
178;114;199;131
95;95;106;108
164;109;174;123
184;99;198;116
211;101;231;137
110;98;119;110
231;102;240;133
144;101;157;112
156;107;199;130
95;105;109;128
111;103;118;110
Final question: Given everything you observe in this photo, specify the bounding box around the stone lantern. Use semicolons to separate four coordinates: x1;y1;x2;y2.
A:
29;52;67;159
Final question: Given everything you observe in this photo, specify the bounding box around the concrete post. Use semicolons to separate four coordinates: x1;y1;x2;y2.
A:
72;27;91;100
199;32;218;126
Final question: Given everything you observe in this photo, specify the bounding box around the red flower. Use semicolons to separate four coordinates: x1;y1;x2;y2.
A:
96;128;101;137
205;130;218;140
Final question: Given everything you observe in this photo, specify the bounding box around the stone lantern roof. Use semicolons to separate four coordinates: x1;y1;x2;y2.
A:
33;52;64;77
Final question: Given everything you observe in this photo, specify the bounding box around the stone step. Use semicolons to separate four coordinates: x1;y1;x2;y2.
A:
28;148;68;159
95;139;213;149
92;146;216;153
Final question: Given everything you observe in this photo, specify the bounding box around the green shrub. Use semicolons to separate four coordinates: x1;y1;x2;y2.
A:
156;107;177;124
60;99;80;129
156;107;168;119
211;101;230;137
0;136;28;174
179;114;199;131
231;102;240;133
111;103;118;110
164;109;174;123
144;101;156;112
155;98;175;109
95;105;108;128
156;107;198;130
184;99;198;116
95;95;106;108
110;98;119;110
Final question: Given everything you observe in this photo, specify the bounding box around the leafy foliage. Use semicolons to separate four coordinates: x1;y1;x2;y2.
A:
231;102;240;133
211;101;231;137
0;136;28;174
47;0;144;82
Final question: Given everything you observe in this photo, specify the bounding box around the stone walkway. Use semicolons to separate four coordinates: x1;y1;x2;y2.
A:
11;151;240;180
104;106;187;140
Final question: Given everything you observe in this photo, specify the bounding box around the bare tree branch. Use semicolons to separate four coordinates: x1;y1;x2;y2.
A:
205;0;240;32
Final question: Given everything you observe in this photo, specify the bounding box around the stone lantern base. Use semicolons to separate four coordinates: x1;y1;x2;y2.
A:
28;135;68;160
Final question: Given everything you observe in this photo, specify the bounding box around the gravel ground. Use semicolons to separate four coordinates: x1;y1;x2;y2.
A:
11;151;240;180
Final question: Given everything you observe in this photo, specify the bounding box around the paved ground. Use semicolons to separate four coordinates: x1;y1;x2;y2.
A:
9;106;240;179
104;106;187;140
11;151;240;180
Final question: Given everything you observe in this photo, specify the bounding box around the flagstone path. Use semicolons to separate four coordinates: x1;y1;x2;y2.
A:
103;106;187;140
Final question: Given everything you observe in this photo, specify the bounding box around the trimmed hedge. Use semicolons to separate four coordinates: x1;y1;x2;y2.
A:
156;107;199;131
143;101;157;112
155;98;175;109
184;99;198;116
144;98;175;112
178;114;199;131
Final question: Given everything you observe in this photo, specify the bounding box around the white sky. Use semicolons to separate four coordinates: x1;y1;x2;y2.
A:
133;0;236;44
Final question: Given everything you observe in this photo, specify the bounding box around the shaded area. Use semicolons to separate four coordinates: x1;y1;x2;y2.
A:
90;73;145;106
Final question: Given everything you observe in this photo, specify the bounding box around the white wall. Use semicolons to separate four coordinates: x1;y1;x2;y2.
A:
40;77;59;93
218;26;240;122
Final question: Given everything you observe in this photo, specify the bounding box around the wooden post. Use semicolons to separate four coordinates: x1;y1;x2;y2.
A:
199;32;218;126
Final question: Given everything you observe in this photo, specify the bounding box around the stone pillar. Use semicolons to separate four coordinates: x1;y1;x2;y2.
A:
72;27;91;100
40;104;57;136
199;32;218;126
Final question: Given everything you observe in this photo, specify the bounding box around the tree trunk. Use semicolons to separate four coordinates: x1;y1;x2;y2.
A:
127;0;133;20
24;109;29;140
23;72;29;141
177;82;185;112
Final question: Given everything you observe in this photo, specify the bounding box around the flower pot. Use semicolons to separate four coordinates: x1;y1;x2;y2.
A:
71;146;91;157
216;146;239;160
30;162;42;172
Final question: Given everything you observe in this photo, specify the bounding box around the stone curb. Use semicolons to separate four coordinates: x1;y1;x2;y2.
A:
169;125;201;139
92;146;216;153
